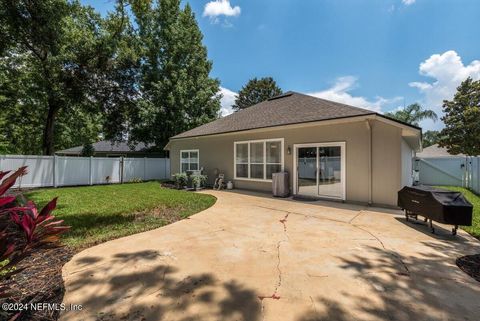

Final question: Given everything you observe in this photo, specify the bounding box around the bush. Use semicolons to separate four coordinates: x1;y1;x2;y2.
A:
191;174;208;189
172;173;188;189
0;167;69;299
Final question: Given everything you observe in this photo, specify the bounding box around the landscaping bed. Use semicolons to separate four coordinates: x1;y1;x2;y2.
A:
439;186;480;283
1;182;216;320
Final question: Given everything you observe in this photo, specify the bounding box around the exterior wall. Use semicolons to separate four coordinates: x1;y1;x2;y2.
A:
371;121;403;206
169;119;405;206
401;138;414;188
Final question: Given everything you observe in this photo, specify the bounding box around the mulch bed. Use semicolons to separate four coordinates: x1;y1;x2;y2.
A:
1;246;74;321
456;254;480;282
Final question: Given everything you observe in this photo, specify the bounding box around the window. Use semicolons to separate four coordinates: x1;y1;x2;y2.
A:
180;150;199;172
234;139;283;181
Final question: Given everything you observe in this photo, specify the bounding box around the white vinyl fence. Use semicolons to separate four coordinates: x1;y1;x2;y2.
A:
415;156;480;194
0;155;170;188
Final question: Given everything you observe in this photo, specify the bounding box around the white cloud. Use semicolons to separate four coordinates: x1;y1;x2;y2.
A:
307;76;402;113
402;0;416;5
219;87;237;116
203;0;241;18
409;50;480;129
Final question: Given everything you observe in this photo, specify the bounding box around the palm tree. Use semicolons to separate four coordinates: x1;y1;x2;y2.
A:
384;103;437;127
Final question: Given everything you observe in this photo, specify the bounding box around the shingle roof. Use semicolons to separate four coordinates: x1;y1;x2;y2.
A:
57;140;150;154
416;144;465;158
172;91;377;139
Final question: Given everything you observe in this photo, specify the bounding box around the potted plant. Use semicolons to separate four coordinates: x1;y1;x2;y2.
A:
191;174;207;191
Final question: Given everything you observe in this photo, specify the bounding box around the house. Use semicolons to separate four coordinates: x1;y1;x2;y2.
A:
56;140;161;158
165;92;422;207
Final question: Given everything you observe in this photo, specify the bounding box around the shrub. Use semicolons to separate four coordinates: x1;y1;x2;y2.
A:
172;173;188;189
0;167;69;299
191;175;208;189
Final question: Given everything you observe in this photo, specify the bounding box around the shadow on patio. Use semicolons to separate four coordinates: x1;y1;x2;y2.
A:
62;249;262;321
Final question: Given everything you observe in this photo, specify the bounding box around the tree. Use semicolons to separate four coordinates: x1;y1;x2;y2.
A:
0;0;137;155
129;0;221;150
384;103;438;127
422;130;440;148
232;77;282;111
81;142;95;157
439;77;480;156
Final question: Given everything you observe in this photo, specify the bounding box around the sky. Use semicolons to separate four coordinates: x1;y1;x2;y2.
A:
81;0;480;130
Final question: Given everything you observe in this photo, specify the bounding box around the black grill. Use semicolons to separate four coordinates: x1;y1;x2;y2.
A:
398;185;473;235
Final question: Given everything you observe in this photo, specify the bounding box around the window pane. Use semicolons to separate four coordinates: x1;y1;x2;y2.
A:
181;163;189;172
236;164;248;178
236;144;248;163
266;141;281;163
250;142;264;163
250;164;264;179
190;151;198;163
181;152;189;162
266;164;282;179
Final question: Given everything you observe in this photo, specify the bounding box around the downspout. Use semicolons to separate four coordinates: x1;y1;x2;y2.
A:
365;120;373;205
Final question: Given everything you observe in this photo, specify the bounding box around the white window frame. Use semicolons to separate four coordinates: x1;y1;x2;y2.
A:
180;149;200;172
234;138;284;182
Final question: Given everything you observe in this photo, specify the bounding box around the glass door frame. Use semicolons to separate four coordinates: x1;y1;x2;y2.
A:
293;142;346;200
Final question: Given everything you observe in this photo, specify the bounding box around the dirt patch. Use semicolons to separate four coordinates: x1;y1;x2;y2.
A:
1;246;74;321
456;254;480;282
134;205;186;224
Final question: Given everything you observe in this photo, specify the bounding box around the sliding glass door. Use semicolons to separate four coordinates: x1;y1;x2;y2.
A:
295;143;345;200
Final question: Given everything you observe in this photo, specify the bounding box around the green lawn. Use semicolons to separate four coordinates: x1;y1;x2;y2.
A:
26;182;216;249
438;186;480;239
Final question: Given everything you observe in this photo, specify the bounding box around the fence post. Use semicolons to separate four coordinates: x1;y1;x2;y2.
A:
144;157;147;180
89;156;93;185
120;157;124;184
477;157;480;194
53;155;57;188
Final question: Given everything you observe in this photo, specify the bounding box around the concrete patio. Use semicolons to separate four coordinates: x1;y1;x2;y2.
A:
61;190;480;321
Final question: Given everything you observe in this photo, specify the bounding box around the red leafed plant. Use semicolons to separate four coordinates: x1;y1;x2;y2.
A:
0;167;69;299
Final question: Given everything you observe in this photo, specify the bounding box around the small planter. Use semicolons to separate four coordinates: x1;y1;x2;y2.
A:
191;174;208;191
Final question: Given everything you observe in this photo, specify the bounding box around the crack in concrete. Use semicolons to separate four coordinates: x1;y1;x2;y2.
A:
279;212;290;232
348;210;364;224
256;206;291;304
256;204;412;279
353;224;410;275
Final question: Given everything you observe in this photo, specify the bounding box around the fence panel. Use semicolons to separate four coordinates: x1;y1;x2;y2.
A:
92;157;121;184
123;158;145;182
471;157;480;194
0;155;170;188
56;156;90;186
0;155;54;188
416;156;480;194
416;157;465;186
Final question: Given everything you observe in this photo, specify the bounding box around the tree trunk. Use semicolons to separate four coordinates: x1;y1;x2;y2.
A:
42;102;59;155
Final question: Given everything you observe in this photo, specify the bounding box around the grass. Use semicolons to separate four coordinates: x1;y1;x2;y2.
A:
25;181;216;249
438;186;480;239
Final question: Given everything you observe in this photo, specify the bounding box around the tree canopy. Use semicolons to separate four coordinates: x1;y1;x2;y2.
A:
422;130;440;148
439;77;480;156
0;0;220;155
232;77;282;111
384;103;437;127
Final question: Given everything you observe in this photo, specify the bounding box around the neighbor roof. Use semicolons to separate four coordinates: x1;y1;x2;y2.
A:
56;140;151;155
171;91;418;140
416;144;465;158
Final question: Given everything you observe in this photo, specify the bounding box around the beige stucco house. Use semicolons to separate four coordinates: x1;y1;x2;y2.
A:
165;92;422;207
